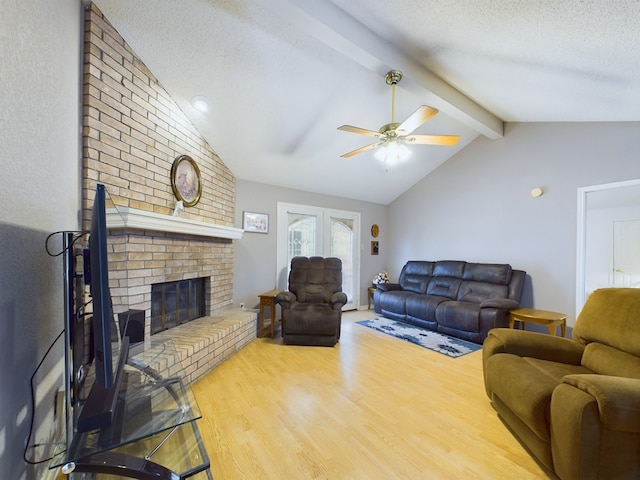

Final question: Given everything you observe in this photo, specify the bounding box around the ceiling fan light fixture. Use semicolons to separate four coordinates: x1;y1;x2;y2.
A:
375;140;411;169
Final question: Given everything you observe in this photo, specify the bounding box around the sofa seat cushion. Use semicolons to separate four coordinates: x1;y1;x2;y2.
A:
435;301;481;332
486;354;592;441
406;294;449;323
379;290;417;316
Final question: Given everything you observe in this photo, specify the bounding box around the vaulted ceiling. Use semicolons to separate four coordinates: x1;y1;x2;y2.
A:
94;0;640;204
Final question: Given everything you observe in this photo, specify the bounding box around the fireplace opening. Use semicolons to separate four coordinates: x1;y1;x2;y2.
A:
151;277;206;335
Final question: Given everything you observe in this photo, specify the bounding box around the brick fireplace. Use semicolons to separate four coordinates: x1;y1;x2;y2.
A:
83;3;240;339
104;205;242;338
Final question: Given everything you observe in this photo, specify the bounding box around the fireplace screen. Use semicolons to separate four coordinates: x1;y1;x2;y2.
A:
151;278;205;334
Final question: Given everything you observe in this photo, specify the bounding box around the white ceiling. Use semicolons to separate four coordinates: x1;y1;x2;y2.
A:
94;0;640;205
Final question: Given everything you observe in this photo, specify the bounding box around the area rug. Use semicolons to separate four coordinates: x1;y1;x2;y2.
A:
356;317;481;358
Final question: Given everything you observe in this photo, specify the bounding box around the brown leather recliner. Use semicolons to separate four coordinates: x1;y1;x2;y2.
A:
483;288;640;479
275;256;347;346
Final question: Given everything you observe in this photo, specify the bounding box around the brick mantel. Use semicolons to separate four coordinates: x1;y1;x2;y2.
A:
107;206;243;239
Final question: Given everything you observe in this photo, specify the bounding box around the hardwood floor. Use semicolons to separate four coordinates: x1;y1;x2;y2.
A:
192;310;552;479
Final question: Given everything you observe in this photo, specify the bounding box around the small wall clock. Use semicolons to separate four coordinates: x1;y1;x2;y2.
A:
371;224;379;238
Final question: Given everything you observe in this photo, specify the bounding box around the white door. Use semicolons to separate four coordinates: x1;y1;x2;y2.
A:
613;219;640;287
277;202;360;310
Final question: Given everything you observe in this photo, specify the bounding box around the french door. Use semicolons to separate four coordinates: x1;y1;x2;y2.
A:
277;202;360;310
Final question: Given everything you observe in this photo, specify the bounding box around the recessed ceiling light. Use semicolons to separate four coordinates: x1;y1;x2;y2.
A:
190;95;211;113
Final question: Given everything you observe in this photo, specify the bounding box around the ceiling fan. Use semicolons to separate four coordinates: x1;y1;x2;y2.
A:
338;70;460;162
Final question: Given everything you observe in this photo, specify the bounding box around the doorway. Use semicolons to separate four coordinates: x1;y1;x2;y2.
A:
277;202;360;310
576;179;640;314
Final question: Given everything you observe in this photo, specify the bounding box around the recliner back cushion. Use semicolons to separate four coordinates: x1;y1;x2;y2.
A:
573;288;640;356
288;256;342;303
427;277;461;299
581;342;640;378
433;261;465;278
463;263;512;284
399;261;433;294
426;261;464;299
296;284;331;303
457;281;508;303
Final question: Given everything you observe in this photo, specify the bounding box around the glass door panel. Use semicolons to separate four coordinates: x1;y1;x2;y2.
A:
328;216;355;310
277;203;360;310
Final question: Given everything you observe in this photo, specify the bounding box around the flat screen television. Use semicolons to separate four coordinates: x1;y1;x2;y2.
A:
76;183;129;433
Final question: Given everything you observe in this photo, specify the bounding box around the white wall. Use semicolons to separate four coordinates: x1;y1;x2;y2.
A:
0;1;82;478
234;180;388;310
388;122;640;326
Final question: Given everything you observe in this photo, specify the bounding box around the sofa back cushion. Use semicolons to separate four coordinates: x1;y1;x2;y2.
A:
399;261;434;294
457;281;509;303
288;256;342;303
425;261;465;299
573;288;640;356
426;278;461;299
433;260;466;278
581;342;640;378
463;263;512;284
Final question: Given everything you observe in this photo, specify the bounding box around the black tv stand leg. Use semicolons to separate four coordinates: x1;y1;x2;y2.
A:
63;451;178;479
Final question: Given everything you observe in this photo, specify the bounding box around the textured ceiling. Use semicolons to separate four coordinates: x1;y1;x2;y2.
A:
93;0;640;204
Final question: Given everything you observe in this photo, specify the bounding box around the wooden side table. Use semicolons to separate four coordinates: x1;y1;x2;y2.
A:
368;286;376;310
258;289;283;338
509;308;568;337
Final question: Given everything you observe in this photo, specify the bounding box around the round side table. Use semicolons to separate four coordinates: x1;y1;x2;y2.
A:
509;308;567;337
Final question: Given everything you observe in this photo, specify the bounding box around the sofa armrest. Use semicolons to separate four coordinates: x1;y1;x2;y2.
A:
480;298;520;310
550;376;640;479
483;328;584;364
331;292;348;310
275;291;296;309
377;282;401;292
561;374;640;432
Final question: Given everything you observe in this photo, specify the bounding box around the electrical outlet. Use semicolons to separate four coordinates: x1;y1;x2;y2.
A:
239;302;245;310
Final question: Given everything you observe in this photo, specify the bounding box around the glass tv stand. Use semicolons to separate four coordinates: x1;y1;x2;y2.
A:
50;339;212;479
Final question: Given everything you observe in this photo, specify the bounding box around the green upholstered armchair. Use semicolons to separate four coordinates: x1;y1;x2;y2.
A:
276;256;347;346
483;288;640;480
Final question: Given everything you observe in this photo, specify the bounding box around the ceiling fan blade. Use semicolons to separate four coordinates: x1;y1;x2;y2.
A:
338;125;381;138
340;142;382;158
396;106;438;135
405;134;461;146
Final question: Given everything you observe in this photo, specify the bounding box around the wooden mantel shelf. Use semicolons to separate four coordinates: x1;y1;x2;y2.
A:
106;207;244;240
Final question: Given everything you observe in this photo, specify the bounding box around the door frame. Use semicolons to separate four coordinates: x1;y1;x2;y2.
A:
576;178;640;314
276;202;361;310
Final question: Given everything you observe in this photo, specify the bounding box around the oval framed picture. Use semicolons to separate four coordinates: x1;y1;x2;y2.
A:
371;224;379;238
171;155;202;207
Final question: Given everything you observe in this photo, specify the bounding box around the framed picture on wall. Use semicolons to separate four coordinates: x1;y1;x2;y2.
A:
243;211;269;233
171;155;202;207
371;241;379;255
